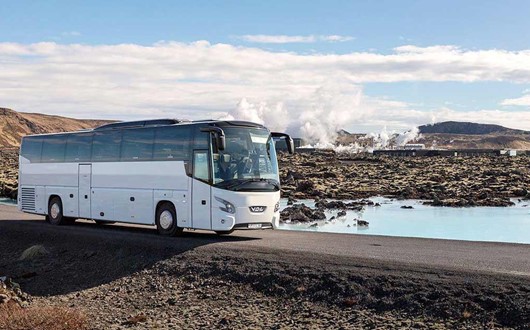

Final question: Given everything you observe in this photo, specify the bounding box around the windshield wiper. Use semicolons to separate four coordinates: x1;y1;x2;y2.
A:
215;179;245;189
253;178;280;190
215;178;279;191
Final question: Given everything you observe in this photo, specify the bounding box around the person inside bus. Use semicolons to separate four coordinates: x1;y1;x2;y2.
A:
218;153;235;181
235;148;253;178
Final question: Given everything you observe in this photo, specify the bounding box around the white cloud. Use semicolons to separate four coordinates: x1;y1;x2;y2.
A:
430;108;530;131
321;35;355;42
236;34;354;44
352;101;530;133
501;94;530;106
1;41;530;141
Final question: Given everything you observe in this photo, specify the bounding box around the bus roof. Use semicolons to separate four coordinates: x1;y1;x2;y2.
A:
22;119;267;139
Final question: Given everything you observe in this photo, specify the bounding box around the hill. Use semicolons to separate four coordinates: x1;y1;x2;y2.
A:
336;121;530;150
418;121;527;135
0;108;114;148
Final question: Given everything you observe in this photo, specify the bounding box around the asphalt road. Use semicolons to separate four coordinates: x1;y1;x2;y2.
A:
1;204;529;277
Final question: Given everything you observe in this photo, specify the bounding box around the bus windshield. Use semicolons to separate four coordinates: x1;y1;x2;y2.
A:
212;127;279;191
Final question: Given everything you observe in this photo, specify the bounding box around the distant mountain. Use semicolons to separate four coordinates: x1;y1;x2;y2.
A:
418;121;527;135
335;121;530;150
0;108;114;148
336;129;351;136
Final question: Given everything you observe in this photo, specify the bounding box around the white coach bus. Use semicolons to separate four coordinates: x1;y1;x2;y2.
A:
17;119;294;236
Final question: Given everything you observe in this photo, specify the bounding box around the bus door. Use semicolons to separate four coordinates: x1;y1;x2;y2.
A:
191;150;211;229
78;164;92;219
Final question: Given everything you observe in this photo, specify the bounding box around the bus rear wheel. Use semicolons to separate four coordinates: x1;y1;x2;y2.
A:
47;197;66;225
156;202;183;236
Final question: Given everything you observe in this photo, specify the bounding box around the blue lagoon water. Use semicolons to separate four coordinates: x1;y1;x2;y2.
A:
279;197;530;244
0;197;16;206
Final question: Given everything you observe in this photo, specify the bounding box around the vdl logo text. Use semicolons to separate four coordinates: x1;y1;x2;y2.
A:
249;206;267;213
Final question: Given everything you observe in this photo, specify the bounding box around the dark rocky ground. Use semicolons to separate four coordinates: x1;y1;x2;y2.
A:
0;149;18;200
1;216;528;329
278;151;530;207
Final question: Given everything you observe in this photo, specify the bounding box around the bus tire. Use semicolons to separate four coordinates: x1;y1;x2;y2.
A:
47;196;65;225
156;202;183;236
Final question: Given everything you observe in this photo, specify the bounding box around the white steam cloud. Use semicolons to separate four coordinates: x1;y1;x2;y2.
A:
221;98;288;132
395;126;421;147
221;88;421;154
366;127;391;150
222;85;363;146
299;86;362;147
366;126;421;151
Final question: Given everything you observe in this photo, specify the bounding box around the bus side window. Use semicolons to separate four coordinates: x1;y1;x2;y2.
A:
21;137;43;163
153;126;191;161
193;127;209;150
121;128;154;161
41;135;67;163
65;133;92;162
92;131;122;162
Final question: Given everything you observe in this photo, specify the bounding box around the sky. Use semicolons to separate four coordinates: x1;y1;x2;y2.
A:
1;0;530;139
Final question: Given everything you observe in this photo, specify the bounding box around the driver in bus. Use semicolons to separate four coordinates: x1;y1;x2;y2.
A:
235;148;253;178
218;153;235;181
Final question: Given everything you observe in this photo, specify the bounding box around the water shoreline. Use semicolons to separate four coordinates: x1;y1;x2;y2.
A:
280;197;530;244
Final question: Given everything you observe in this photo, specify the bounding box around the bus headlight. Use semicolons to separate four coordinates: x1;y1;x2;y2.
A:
215;197;236;214
274;200;280;213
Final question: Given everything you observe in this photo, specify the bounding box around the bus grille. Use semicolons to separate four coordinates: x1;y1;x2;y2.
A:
21;188;36;211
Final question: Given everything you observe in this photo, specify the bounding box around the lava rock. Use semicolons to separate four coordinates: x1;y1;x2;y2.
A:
357;219;369;226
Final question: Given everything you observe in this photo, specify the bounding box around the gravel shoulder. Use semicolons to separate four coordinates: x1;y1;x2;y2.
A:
1;206;529;329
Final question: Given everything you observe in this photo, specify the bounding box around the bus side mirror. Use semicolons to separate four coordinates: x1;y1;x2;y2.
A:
218;134;226;151
286;136;294;154
271;132;295;154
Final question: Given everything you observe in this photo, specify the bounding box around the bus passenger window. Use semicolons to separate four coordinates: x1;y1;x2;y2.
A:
153;126;191;161
21;137;43;163
41;135;67;162
65;133;92;162
92;131;121;162
121;128;154;161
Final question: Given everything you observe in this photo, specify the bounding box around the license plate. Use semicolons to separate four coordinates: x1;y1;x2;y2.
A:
248;223;262;229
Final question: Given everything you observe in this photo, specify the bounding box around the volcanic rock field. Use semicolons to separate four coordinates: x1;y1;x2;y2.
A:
278;151;530;206
0;149;18;200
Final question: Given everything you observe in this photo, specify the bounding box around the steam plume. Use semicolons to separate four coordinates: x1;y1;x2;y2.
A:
395;126;421;146
221;85;362;146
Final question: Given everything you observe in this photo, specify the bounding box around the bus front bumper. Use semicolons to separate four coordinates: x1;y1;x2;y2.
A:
211;209;280;231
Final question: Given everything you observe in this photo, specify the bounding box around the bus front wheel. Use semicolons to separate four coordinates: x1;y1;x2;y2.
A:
47;197;66;225
156;202;183;236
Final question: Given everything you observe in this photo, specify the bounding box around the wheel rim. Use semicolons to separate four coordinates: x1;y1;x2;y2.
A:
50;203;60;219
159;210;174;230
